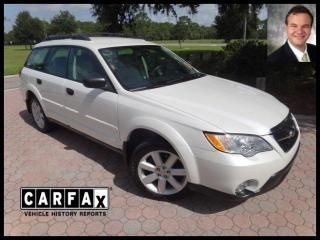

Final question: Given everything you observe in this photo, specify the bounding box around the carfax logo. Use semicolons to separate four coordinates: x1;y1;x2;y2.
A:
21;187;109;210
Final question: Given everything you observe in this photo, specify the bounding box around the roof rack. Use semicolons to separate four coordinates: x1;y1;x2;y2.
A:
44;33;91;41
44;32;143;42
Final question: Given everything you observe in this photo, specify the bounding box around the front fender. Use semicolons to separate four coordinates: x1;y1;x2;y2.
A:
123;116;200;184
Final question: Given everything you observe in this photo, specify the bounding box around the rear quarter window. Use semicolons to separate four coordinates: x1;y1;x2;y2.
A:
26;47;50;71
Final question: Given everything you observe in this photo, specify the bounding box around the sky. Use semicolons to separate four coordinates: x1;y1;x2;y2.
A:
4;4;267;33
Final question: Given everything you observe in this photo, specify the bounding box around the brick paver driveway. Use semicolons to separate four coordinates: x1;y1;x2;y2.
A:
4;89;316;236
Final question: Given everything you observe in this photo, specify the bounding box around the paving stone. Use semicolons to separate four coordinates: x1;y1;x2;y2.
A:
277;226;296;236
5;211;20;224
127;196;142;207
301;210;316;225
290;199;309;211
259;201;277;213
126;207;142;219
10;223;31;236
110;196;126;208
67;221;86;235
161;218;179;233
258;227;277;236
296;188;313;199
142;219;160;234
123;220;141;235
243;201;261;214
142;206;159;219
285;212;304;226
215;216;233;230
295;225;315;236
4;223;12;236
104;220;123;235
29;223;49;235
48;222;67;236
160;206;177;218
267;213;287;227
178;217;197;233
239;228;256;236
233;214;251;229
108;208;125;220
85;221;104;236
197;216;215;231
250;214;269;228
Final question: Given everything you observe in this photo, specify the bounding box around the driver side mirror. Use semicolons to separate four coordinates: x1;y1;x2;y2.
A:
83;77;106;88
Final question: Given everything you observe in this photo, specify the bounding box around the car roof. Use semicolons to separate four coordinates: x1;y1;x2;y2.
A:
34;36;157;50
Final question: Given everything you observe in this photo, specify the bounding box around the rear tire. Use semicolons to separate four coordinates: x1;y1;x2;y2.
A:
129;142;189;200
30;96;53;133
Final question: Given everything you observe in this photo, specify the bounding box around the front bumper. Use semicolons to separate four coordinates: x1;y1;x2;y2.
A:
189;130;300;197
189;142;300;199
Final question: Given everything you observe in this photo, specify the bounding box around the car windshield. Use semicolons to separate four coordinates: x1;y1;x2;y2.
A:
99;45;205;91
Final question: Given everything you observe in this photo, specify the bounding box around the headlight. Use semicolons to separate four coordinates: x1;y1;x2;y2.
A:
204;132;273;157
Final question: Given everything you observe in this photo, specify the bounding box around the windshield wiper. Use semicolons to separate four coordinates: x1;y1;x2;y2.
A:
130;82;168;91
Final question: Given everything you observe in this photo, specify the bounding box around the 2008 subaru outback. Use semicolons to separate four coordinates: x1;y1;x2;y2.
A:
20;34;300;199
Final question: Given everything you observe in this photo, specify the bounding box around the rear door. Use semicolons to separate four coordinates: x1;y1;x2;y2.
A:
40;46;71;123
63;47;120;148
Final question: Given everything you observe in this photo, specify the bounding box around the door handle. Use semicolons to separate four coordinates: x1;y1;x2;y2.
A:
36;78;42;85
66;88;74;95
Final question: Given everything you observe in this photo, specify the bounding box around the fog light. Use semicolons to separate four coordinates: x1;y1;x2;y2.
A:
235;179;258;198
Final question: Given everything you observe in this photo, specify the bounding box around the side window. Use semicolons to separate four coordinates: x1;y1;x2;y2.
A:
68;47;106;82
26;48;50;71
44;47;70;78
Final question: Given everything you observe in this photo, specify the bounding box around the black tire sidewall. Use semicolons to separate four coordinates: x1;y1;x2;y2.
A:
30;97;51;133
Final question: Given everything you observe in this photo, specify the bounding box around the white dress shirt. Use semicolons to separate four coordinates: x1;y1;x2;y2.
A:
287;40;310;62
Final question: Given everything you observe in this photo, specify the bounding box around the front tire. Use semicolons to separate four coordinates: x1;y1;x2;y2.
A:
130;142;189;199
30;97;52;133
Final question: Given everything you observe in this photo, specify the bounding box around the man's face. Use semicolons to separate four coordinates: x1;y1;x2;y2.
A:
286;13;312;49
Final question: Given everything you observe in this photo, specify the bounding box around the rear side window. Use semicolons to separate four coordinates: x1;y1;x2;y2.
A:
44;47;70;78
26;47;50;71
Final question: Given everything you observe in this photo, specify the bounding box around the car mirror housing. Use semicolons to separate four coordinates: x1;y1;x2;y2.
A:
83;77;106;88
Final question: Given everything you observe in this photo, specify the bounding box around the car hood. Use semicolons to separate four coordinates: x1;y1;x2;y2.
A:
135;75;289;135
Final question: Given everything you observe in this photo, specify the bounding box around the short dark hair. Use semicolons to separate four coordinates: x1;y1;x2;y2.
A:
285;5;313;26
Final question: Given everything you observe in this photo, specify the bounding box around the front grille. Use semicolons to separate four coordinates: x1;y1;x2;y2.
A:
271;113;298;152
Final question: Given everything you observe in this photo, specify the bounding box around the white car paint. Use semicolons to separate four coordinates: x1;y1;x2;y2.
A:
20;36;300;197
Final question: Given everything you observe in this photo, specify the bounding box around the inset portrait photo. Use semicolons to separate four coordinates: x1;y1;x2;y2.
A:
267;4;316;64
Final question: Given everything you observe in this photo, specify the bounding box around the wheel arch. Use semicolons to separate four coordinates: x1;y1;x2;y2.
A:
25;86;46;114
122;118;200;183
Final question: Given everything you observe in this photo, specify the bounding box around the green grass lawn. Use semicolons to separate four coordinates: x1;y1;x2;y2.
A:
4;45;31;75
169;45;223;52
153;39;226;44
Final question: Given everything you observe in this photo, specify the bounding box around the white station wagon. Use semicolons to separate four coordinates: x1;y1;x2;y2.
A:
20;34;300;199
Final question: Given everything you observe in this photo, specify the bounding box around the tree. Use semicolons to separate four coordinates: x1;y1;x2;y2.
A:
174;16;192;48
91;4;199;33
215;4;263;42
48;10;77;35
12;11;45;48
257;19;267;39
76;21;104;33
4;31;15;45
123;12;153;38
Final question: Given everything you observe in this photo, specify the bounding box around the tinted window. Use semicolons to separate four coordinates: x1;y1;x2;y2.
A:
45;47;70;78
26;47;50;71
68;47;106;82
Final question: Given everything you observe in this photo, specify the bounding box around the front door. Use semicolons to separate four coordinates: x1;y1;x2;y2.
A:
63;47;120;148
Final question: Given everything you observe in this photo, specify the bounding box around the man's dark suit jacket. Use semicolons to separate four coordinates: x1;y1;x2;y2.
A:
267;41;317;64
